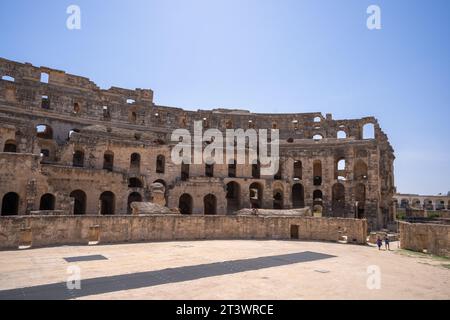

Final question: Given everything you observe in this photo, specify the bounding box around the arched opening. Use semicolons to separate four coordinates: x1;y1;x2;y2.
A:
249;183;263;208
1;75;14;82
436;200;445;210
292;184;305;208
204;194;217;215
313;190;323;216
130;153;141;171
205;163;214;177
41;95;50;109
354;160;368;180
1;192;19;216
68;129;80;140
103;151;114;171
73;102;80;114
355;183;366;218
363;123;375;139
400;199;409;209
228;160;236;178
70;190;86;215
179;194;193;215
181;162;190;181
274;164;282;180
36;125;53;140
423;199;433;210
3;140;17;153
412;199;421;208
73;150;84;167
293;160;302;180
129;111;137;124
273;190;283;209
100;191;115;215
252;161;260;179
39;193;55;211
313;134;323;140
287;137;294;143
156;155;165;173
313;160;322;186
127;192;142;214
128;177;143;188
314;117;321;123
337;130;347;139
332;183;345;216
336;158;346;180
226;182;240;214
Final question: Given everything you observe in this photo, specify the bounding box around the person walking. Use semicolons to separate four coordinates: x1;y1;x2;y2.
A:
384;236;390;251
376;237;383;250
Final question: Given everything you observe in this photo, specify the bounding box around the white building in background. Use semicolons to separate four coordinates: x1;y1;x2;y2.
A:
394;193;450;211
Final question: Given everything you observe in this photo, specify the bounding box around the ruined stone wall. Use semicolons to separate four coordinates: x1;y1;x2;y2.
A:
0;215;367;250
0;57;396;230
399;221;450;257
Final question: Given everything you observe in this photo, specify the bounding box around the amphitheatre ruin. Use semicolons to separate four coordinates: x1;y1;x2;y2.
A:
0;57;449;300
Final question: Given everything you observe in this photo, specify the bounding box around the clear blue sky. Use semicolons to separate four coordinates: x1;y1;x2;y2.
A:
1;0;449;195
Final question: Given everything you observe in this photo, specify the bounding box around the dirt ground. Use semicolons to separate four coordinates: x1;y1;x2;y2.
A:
0;240;448;300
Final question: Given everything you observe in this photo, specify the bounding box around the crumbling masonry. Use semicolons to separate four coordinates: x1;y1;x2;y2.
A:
0;58;396;230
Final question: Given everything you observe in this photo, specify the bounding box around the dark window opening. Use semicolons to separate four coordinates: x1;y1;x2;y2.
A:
103;152;114;171
128;178;143;188
179;194;193;215
292;184;305;208
204;194;217;215
181;163;190;181
70;190;86;215
3;140;17;153
100;191;115;215
73;150;84;167
41;95;50;109
156;155;165;173
39;194;55;211
294;161;302;180
1;192;19;216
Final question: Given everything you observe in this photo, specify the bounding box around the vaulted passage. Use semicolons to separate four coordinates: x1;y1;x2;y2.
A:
103;151;114;171
70;190;86;215
292;184;305;208
39;194;55;211
249;183;263;208
355;183;366;218
100;192;115;215
332;183;345;216
313;160;322;186
3;140;17;152
127;192;142;214
179;194;193;215
181;162;189;181
203;194;217;215
130;153;140;171
273;190;283;209
73;150;84;167
1;192;19;216
226;182;240;214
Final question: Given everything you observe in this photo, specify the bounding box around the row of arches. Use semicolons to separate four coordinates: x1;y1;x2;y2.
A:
0;191;144;216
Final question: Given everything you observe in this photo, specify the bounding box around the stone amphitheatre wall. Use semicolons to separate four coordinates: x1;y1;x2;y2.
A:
399;221;450;257
0;215;367;250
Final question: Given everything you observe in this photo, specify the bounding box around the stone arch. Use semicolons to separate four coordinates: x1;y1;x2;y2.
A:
127;192;142;214
204;194;217;215
292;184;305;208
36;124;53;140
128;177;143;188
156;155;165;173
354;160;368;180
293;160;302;180
179;193;193;215
70;190;86;215
3;139;17;152
1;192;19;216
100;191;115;215
273;189;284;209
354;183;366;218
103;151;114;171
313;160;322;186
73;149;84;167
312;134;323;140
226;181;240;214
362;123;375;139
39;193;55;211
337;130;347;139
130;153;141;171
249;182;263;208
332;183;345;216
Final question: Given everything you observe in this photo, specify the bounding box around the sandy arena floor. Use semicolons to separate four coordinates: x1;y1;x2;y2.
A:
0;240;449;300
